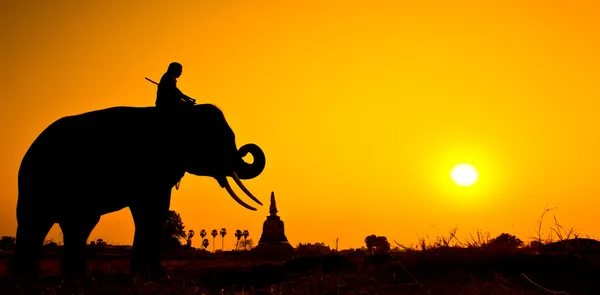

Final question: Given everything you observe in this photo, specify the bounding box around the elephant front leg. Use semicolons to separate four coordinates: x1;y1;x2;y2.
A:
58;215;101;291
59;216;100;276
129;190;171;281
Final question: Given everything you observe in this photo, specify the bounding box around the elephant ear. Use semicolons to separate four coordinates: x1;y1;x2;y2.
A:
180;104;227;151
183;115;199;150
181;106;212;150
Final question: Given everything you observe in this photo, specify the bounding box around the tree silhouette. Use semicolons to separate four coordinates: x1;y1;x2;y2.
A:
186;229;195;248
365;234;377;253
375;236;391;253
364;234;390;254
202;238;209;250
164;210;187;247
200;229;207;241
220;228;227;251
242;230;250;250
211;229;218;252
239;238;254;250
0;236;16;250
95;238;107;248
234;229;243;250
489;233;524;250
529;240;544;251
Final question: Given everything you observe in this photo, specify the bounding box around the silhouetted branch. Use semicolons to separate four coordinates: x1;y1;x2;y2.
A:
520;273;570;295
534;205;556;243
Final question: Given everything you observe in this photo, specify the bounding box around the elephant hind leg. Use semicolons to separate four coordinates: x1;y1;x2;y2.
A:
10;216;54;280
58;216;100;279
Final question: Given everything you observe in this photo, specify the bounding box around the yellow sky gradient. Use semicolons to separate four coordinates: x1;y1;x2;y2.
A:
1;0;599;250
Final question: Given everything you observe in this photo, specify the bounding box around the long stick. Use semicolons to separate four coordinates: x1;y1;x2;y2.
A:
145;77;159;85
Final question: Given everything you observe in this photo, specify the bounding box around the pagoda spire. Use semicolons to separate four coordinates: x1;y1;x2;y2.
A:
254;191;294;258
269;191;278;216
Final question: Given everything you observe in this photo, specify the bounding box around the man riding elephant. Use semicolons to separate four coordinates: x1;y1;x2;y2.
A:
156;62;196;110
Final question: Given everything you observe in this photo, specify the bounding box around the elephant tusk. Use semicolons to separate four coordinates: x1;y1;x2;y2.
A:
223;178;257;211
232;172;263;206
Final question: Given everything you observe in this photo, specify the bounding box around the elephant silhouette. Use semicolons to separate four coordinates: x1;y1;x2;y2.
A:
10;104;266;281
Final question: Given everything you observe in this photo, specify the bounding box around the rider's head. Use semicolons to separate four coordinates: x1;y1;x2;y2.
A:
167;62;183;78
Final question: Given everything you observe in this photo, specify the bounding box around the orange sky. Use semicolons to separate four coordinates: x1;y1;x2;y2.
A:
1;0;599;250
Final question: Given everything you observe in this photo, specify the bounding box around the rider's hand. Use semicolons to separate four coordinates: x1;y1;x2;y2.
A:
181;97;195;105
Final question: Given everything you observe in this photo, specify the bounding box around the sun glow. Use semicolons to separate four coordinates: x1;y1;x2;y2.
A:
450;164;479;187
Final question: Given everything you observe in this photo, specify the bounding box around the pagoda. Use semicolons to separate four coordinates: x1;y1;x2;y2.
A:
252;192;294;258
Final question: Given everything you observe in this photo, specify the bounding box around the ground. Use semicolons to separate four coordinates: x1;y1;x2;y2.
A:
0;243;598;295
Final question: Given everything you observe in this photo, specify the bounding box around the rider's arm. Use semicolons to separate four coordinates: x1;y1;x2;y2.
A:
175;88;194;102
182;93;194;101
175;87;194;102
160;74;194;102
171;78;194;102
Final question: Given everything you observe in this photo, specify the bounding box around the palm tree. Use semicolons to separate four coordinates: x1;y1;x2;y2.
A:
219;228;227;251
186;229;195;248
202;238;209;250
211;229;218;252
242;230;249;250
234;229;243;250
200;229;207;241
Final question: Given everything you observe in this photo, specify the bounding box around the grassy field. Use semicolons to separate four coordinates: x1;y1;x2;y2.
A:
0;239;598;295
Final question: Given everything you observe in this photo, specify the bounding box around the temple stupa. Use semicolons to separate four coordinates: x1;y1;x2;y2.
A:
252;192;294;258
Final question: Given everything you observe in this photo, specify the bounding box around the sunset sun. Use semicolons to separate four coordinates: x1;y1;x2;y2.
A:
450;163;479;187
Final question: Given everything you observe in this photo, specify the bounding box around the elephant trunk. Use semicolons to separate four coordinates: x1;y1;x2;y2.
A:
219;143;266;211
233;143;266;180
